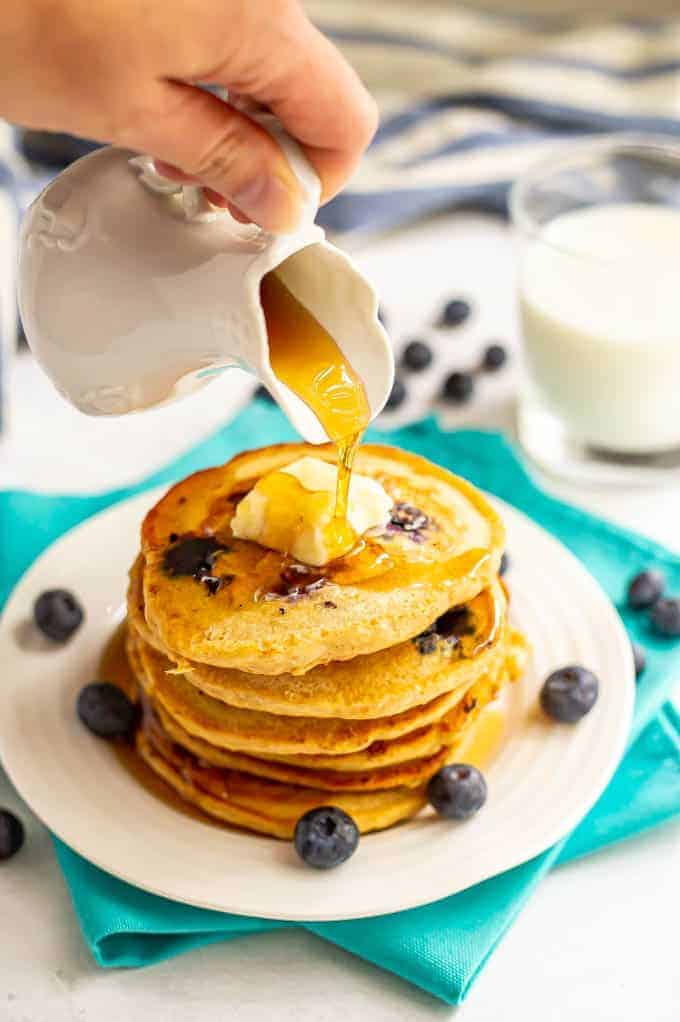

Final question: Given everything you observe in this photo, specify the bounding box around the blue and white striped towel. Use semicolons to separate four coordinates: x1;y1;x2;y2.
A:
309;2;680;232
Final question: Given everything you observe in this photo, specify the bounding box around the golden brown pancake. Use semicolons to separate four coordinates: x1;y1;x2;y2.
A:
128;558;506;719
135;673;522;838
148;696;450;790
128;625;523;757
139;444;505;674
136;728;427;838
139;642;515;792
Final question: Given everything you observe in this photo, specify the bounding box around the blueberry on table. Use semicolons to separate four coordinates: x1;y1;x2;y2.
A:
481;343;508;372
631;642;646;678
33;589;84;643
442;371;474;405
427;764;487;820
499;551;510;577
0;810;25;861
540;666;599;723
294;806;360;869
440;298;471;328
401;340;433;372
77;682;137;739
627;570;664;610
385;377;407;410
650;597;680;637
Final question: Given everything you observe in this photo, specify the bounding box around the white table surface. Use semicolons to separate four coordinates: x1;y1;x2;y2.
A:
2;212;679;1021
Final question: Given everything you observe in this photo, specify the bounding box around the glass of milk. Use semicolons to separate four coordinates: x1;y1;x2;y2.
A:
511;136;680;484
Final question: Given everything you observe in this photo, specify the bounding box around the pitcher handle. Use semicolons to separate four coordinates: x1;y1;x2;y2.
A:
133;109;321;233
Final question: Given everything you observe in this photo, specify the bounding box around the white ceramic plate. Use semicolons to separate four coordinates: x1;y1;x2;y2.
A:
0;489;634;921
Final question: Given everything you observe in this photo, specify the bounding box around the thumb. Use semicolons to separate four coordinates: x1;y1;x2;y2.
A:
121;83;305;233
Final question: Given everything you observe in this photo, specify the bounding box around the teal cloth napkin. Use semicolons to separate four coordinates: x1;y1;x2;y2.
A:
2;404;680;1004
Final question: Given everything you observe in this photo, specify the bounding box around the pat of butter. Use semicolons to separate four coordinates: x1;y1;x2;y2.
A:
231;456;392;566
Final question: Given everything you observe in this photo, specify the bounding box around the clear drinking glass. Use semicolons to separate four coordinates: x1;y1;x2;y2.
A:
510;135;680;485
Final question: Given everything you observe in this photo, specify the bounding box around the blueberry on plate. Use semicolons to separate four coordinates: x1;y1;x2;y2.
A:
440;298;471;328
540;666;599;723
499;551;510;577
401;339;433;372
33;589;84;643
0;809;25;861
631;641;646;678
294;806;360;869
385;376;407;410
627;569;664;609
481;343;508;372
77;682;137;739
427;764;487;820
442;371;474;405
650;597;680;637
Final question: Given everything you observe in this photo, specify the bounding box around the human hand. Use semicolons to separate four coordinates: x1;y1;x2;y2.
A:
4;0;377;231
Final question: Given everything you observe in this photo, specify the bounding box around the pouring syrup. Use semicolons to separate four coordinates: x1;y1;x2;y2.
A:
260;271;370;560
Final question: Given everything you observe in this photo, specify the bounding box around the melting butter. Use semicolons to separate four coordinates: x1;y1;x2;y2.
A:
231;456;392;566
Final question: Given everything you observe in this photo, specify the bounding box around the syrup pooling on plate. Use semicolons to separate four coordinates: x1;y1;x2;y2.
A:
99;623;220;825
260;271;370;560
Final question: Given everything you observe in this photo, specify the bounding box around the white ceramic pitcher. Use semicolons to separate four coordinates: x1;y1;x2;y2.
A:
17;116;393;444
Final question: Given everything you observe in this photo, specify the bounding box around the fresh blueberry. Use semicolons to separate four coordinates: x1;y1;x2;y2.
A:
627;569;664;609
294;806;360;869
481;343;508;372
33;589;84;643
254;384;275;403
440;298;471;328
385;377;407;410
163;536;226;579
540;666;599;723
442;371;474;404
77;682;137;739
632;642;646;679
499;551;510;577
650;597;680;637
401;340;433;372
0;810;25;860
427;764;487;820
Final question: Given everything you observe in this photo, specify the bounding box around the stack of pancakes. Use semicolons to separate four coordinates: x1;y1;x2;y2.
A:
123;444;528;838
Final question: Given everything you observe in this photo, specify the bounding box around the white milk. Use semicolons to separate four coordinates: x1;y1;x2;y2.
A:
519;203;680;453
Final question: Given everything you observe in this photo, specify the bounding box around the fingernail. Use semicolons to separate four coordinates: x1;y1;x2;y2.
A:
231;167;304;234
